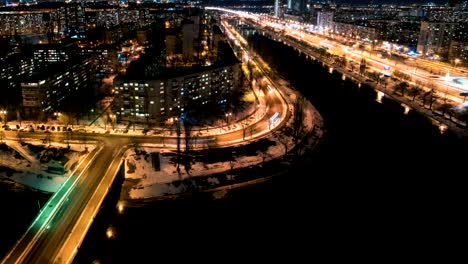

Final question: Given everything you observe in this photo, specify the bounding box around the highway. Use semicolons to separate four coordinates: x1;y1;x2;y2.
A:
208;7;468;105
1;140;105;264
0;20;290;263
0;137;131;264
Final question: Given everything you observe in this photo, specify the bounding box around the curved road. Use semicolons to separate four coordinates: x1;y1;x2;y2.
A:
1;34;289;264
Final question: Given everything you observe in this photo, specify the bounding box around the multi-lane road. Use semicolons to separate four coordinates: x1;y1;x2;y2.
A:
1;26;289;263
210;7;468;104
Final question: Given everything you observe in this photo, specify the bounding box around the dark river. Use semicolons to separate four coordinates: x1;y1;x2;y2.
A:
1;30;466;263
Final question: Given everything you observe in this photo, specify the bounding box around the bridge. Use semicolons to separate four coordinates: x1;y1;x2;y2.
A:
1;139;128;264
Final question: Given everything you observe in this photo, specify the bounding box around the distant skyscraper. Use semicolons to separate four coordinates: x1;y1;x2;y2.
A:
182;20;194;58
463;1;468;9
449;0;460;7
291;0;306;13
317;10;334;32
275;0;282;17
417;21;456;58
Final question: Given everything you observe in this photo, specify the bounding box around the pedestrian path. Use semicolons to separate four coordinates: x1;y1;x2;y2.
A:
7;141;39;165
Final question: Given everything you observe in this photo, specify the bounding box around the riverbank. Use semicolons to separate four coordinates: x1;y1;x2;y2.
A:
119;83;324;203
253;24;468;139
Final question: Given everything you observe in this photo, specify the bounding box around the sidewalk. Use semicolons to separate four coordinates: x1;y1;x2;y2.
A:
0;96;269;140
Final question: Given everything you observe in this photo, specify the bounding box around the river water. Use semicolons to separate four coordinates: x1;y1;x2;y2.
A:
1;30;466;263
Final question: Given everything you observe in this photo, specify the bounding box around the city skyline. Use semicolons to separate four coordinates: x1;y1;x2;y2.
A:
334;0;447;4
1;1;467;263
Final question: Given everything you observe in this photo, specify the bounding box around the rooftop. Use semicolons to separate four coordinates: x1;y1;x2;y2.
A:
118;40;240;81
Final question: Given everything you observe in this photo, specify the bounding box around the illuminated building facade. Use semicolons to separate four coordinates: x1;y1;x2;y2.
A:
21;58;94;119
113;61;241;124
317;10;334;32
417;21;456;58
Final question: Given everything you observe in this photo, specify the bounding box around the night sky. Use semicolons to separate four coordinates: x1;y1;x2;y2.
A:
334;0;448;4
206;0;450;5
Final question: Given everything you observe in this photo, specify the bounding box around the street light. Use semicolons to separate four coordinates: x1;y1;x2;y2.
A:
444;72;450;102
1;110;7;125
453;58;460;72
54;112;61;124
225;112;232;125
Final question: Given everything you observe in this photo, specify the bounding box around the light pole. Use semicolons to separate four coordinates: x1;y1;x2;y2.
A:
444;72;450;103
54;112;61;124
104;114;111;130
225;112;231;126
1;110;7;126
453;58;460;73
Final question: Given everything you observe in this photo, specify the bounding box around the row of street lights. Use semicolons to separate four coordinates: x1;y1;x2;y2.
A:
1;109;118;130
2;110;64;127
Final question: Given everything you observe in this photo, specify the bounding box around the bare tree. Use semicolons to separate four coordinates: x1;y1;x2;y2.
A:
183;119;194;175
428;93;440;110
292;95;306;145
16;110;22;127
456;108;468;124
407;86;423;101
359;58;367;75
46;133;52;147
66;131;72;149
393;81;409;96
422;89;438;109
275;127;292;157
242;121;248;140
16;131;24;144
350;61;355;72
437;103;453;116
175;117;182;174
249;126;255;138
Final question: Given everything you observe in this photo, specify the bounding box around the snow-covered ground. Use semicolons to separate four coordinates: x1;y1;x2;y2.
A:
123;138;288;199
123;79;319;199
1;89;264;140
0;79;322;199
0;139;95;193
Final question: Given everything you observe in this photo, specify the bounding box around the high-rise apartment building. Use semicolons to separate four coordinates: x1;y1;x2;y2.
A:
449;0;461;8
274;0;283;18
182;19;194;58
317;10;334;32
113;41;241;124
290;0;306;14
449;23;468;66
21;58;95;119
417;21;456;58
